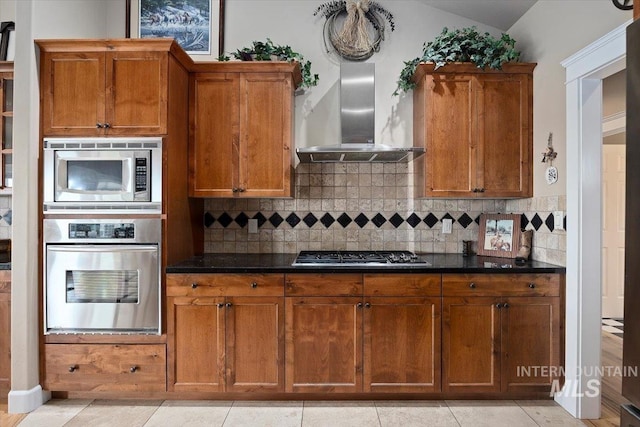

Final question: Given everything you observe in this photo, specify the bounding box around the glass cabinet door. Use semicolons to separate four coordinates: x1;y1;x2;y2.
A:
0;69;12;190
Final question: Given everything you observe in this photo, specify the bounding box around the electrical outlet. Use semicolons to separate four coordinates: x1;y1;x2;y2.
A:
442;218;452;234
248;219;258;234
553;211;564;231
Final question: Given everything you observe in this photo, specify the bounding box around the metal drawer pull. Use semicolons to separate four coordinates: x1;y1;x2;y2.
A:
357;302;363;308
130;366;138;373
528;283;535;288
217;303;224;308
250;282;258;288
68;365;78;372
503;303;509;308
191;283;198;289
365;302;371;308
496;303;502;309
469;282;476;289
226;303;233;308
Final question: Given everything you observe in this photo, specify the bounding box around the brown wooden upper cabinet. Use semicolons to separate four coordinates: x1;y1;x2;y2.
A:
36;39;190;136
189;63;300;198
413;63;536;198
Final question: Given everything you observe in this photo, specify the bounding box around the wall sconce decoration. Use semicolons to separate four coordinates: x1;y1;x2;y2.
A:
612;0;633;10
542;132;558;185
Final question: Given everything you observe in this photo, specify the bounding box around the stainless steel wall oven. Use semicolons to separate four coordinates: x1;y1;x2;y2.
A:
44;218;161;334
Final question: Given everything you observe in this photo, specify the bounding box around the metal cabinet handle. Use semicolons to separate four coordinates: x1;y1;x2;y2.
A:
528;283;535;289
96;123;103;128
357;302;363;309
232;188;239;193
503;303;509;308
104;123;110;128
217;303;224;308
239;188;245;192
68;365;78;373
226;303;233;308
479;188;485;193
364;302;371;309
250;282;258;288
469;282;476;289
496;303;503;309
130;366;138;373
191;283;198;289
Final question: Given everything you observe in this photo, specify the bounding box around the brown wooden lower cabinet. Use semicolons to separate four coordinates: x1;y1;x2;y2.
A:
0;270;10;397
43;343;166;392
167;295;285;392
442;273;563;394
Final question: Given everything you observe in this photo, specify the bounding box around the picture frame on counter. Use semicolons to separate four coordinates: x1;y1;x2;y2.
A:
477;213;522;259
127;0;225;58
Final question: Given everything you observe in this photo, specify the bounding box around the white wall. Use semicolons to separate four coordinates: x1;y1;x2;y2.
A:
508;0;631;197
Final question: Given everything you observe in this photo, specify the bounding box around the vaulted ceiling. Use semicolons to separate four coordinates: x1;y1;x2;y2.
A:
417;0;538;31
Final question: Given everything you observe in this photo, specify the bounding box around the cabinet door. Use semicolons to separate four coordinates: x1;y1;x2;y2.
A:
421;74;475;197
285;297;363;393
239;73;293;197
41;52;105;136
476;74;532;197
226;296;284;392
0;285;9;396
105;51;168;135
364;297;440;393
167;296;225;392
189;73;239;197
443;297;501;393
501;297;561;393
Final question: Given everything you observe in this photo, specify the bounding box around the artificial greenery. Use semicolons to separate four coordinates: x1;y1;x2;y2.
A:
394;26;521;95
222;39;319;89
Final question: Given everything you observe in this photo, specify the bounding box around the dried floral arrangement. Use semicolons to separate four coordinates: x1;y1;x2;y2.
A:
314;0;395;61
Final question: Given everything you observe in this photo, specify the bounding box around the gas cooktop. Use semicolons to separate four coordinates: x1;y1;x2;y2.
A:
292;250;430;266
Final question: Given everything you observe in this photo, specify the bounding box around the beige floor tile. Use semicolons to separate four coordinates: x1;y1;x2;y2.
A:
302;401;379;427
517;400;588;426
62;399;162;427
446;400;538;427
376;400;460;427
144;400;233;427
17;399;93;427
223;401;303;427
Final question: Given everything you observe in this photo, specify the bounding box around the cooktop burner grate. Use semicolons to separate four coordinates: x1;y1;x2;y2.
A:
292;250;430;266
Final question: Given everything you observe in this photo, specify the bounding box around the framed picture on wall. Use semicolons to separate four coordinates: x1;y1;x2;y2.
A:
128;0;225;59
477;214;522;259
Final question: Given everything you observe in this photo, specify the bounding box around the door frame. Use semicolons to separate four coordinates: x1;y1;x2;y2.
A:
560;20;629;418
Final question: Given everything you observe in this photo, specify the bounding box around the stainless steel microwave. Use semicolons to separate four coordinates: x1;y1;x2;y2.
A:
43;137;162;213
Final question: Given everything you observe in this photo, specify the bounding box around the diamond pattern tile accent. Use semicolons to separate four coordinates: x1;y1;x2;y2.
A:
1;210;12;226
457;213;473;229
372;213;387;228
320;213;335;228
475;215;481;225
545;213;554;232
521;213;529;229
530;213;543;231
389;213;404;228
303;213;318;227
269;213;284;228
406;213;422;228
441;213;455;222
217;212;233;228
252;212;267;227
423;213;438;228
564;215;567;230
354;213;369;228
286;213;301;228
337;213;352;228
204;212;215;228
235;212;249;228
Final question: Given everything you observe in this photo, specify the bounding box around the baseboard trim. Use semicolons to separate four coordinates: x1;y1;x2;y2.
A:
8;385;51;414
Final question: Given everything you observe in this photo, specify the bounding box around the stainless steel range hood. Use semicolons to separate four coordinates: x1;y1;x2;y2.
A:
296;63;425;163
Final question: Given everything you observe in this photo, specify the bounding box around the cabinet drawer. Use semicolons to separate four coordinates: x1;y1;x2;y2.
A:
364;274;441;296
167;274;284;297
285;273;363;296
442;274;560;297
43;344;166;392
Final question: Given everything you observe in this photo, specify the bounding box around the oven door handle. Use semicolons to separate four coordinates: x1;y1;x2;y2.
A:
47;244;159;253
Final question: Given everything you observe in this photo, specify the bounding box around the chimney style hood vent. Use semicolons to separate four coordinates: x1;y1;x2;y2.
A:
296;63;424;163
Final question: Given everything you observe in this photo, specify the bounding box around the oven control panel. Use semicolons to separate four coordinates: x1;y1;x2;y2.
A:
69;223;135;239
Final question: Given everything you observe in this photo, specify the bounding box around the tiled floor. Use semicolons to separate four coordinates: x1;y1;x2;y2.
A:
16;399;586;426
603;318;624;338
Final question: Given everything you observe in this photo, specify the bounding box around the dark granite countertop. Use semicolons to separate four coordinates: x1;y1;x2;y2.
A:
166;253;565;274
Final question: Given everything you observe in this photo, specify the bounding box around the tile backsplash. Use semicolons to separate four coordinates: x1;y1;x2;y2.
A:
203;163;566;266
0;195;11;240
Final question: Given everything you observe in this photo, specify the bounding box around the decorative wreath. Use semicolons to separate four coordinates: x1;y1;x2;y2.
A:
314;0;395;61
